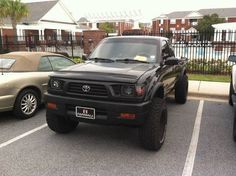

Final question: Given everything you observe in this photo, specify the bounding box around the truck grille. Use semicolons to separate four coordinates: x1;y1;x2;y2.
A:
67;82;108;96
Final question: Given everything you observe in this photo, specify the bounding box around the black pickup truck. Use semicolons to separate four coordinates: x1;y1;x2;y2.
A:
45;36;188;151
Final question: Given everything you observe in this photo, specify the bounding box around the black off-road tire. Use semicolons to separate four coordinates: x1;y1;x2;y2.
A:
139;98;167;151
229;81;233;106
175;75;188;104
13;89;40;119
46;112;79;133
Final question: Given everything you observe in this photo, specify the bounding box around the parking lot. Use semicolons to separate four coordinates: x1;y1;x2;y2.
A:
0;98;236;176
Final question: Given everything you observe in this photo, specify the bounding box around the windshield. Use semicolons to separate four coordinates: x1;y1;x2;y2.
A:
89;38;158;63
0;58;15;69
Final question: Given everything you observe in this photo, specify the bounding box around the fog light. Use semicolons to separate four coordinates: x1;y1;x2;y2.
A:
47;102;57;110
120;113;136;119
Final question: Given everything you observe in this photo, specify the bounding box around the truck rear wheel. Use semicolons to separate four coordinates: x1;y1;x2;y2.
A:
46;112;78;133
175;75;188;104
139;98;167;151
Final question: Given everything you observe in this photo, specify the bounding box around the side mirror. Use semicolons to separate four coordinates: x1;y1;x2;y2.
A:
228;55;236;62
82;54;88;61
164;57;179;65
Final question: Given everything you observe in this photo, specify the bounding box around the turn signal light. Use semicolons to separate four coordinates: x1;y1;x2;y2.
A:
47;102;57;110
120;113;136;119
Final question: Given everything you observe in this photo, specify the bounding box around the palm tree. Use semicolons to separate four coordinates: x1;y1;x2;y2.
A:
4;0;28;42
0;0;8;23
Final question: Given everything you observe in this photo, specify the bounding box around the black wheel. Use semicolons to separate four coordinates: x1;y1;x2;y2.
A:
139;98;167;151
233;113;236;142
175;75;188;104
229;81;233;106
13;89;40;119
46;112;78;133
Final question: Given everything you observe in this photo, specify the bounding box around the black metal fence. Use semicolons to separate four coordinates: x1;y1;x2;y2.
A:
123;30;236;75
0;34;84;57
0;31;236;75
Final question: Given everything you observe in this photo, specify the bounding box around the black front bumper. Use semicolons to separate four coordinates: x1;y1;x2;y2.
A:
45;93;151;126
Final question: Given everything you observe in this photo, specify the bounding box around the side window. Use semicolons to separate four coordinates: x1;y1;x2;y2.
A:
161;40;169;59
38;57;53;71
48;56;75;71
161;40;175;59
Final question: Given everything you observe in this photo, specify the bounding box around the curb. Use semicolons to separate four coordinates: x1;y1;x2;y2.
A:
188;92;228;100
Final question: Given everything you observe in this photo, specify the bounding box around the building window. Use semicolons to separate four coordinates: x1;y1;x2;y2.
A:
170;19;176;24
160;19;164;24
160;28;164;33
181;19;185;24
170;28;175;32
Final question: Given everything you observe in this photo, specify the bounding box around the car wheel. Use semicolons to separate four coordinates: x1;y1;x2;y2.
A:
229;81;233;106
175;75;188;104
139;97;167;151
13;89;40;119
46;112;79;133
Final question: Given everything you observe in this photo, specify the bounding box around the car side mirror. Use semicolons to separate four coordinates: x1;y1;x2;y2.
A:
164;57;179;65
228;55;236;62
82;54;88;61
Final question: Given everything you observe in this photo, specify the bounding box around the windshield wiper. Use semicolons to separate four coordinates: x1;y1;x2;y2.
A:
89;57;115;62
115;58;149;63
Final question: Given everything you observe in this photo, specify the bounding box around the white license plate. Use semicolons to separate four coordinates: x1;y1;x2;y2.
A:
75;106;95;120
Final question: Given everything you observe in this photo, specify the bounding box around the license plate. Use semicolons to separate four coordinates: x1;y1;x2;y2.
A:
75;106;95;119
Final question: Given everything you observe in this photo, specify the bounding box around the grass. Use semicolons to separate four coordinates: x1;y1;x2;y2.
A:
188;74;230;82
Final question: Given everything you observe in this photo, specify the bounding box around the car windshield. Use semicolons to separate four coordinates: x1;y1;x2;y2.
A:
89;38;158;63
0;58;15;69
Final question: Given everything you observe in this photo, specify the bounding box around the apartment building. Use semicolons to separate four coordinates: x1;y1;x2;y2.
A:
152;8;236;33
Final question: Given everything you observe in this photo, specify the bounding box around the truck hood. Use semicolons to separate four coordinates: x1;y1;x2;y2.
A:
54;61;158;83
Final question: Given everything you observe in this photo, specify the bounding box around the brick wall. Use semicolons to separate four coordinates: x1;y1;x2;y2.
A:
228;17;236;22
83;30;106;54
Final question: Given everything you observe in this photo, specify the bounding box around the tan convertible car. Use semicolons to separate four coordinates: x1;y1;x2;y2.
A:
0;52;75;119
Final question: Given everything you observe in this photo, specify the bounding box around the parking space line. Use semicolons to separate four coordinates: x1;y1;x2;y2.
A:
0;124;47;149
182;100;204;176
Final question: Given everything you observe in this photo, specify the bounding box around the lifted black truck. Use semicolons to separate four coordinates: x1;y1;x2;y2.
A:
45;36;188;151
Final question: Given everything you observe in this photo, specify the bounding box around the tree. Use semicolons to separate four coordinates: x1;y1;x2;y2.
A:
0;0;8;24
4;0;28;42
196;13;225;41
99;22;115;33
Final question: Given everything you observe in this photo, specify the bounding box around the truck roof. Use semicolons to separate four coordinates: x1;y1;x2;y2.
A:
106;35;169;41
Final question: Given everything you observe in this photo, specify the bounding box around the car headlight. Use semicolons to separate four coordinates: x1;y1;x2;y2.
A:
50;79;63;90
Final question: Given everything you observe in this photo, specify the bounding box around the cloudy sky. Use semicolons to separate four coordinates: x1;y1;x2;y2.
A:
21;0;236;22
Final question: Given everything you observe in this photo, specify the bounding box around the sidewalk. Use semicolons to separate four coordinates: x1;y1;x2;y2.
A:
188;80;230;99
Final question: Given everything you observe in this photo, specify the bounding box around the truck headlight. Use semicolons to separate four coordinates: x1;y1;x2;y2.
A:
121;85;135;96
50;79;63;90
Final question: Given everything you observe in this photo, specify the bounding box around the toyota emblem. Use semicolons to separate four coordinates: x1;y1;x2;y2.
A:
82;85;91;93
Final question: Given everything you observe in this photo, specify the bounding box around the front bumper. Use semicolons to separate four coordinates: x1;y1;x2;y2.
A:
45;93;151;126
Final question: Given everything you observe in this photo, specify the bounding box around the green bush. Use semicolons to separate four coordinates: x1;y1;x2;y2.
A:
187;59;231;74
72;57;83;63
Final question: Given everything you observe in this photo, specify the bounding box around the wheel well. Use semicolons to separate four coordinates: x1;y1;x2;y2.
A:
16;86;41;102
153;86;164;99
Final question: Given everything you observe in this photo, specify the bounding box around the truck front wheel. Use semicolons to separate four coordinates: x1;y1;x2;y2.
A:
139;98;167;151
46;112;78;133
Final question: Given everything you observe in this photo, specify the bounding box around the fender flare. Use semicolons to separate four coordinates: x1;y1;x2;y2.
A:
148;82;165;101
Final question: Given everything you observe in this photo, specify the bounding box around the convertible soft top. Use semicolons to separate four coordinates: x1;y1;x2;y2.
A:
0;52;62;71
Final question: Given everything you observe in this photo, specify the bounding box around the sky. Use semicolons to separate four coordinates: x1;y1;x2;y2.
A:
21;0;236;22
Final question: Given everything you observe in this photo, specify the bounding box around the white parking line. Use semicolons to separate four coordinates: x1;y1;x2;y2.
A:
182;100;204;176
0;124;47;149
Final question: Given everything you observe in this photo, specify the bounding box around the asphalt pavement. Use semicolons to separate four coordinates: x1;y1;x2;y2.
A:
0;98;235;176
